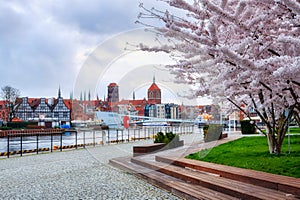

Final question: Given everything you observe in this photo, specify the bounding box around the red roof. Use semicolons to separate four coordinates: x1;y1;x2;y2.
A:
108;83;118;87
63;99;72;109
0;100;8;105
148;83;160;91
118;99;147;106
129;99;147;105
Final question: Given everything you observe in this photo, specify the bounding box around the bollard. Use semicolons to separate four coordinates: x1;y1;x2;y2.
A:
7;134;10;158
127;129;130;142
93;130;95;147
117;129;118;144
75;130;78;149
83;131;86;148
36;134;39;154
20;134;23;157
60;132;63;152
102;131;106;145
51;133;53;152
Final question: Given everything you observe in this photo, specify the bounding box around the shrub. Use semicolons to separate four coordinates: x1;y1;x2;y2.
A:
241;120;256;134
154;132;165;143
166;131;175;141
154;131;176;144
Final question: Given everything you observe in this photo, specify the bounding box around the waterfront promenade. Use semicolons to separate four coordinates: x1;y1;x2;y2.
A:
0;131;212;199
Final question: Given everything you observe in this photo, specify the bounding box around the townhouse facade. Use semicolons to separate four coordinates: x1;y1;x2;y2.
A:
12;94;72;127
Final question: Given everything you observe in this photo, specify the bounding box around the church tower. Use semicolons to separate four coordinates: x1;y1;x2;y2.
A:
147;76;161;104
107;83;119;103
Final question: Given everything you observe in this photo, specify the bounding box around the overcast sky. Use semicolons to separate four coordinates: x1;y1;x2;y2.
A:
0;0;211;105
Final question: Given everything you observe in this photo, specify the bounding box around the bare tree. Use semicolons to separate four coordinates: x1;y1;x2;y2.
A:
1;85;20;122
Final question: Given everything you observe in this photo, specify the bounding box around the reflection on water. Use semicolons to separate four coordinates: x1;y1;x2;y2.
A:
0;132;78;152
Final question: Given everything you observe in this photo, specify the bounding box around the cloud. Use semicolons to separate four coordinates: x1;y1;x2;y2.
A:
0;0;197;104
47;0;139;34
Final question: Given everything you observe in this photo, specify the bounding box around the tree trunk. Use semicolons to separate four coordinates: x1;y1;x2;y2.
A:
266;128;277;154
266;125;287;155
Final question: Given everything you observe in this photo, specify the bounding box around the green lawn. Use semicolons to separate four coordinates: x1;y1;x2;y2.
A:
186;136;300;178
289;127;300;134
260;127;300;135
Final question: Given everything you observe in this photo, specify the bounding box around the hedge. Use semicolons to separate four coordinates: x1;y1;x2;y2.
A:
7;122;38;129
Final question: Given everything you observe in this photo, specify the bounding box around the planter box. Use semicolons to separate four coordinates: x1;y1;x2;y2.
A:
204;124;223;142
133;140;184;157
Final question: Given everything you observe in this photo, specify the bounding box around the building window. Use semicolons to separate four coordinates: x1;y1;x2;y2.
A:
63;112;68;118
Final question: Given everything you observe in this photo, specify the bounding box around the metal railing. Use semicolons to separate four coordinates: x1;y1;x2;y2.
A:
1;124;195;158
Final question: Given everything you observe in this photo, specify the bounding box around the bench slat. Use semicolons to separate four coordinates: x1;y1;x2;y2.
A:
132;157;298;200
110;157;238;200
155;156;300;196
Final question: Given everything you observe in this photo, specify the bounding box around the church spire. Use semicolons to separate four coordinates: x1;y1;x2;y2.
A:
58;86;61;98
133;90;135;100
153;75;155;84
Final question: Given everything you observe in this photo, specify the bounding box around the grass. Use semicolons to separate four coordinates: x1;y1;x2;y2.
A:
186;136;300;178
260;127;300;135
288;127;300;134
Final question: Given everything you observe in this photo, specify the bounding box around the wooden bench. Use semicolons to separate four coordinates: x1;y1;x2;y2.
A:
109;157;238;200
133;140;184;157
133;143;166;157
155;156;300;197
132;157;299;200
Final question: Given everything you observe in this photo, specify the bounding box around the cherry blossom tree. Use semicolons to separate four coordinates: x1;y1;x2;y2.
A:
137;0;300;154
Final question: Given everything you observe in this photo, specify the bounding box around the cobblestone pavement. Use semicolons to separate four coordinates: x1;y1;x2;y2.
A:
0;132;207;200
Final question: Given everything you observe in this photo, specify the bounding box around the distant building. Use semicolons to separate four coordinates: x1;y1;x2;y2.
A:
52;97;71;125
166;103;179;119
107;83;119;103
33;98;52;118
12;88;72;127
118;98;148;116
0;100;9;122
179;105;199;120
15;97;34;121
156;104;166;118
170;105;179;119
147;76;161;104
148;104;157;118
0;77;212;125
145;103;179;119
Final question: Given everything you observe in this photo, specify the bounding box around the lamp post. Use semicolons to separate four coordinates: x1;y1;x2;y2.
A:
233;110;236;132
285;109;290;154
